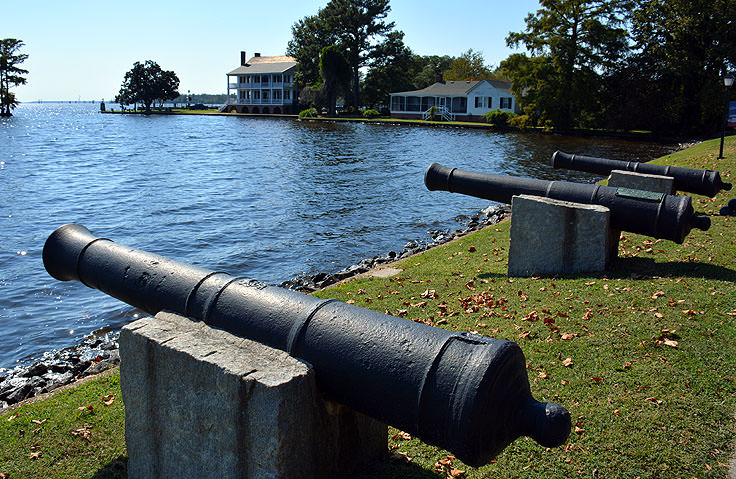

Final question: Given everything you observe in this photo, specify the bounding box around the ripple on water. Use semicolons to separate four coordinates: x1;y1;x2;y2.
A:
0;103;680;368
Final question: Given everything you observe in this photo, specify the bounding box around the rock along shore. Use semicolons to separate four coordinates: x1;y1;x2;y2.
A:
0;204;509;409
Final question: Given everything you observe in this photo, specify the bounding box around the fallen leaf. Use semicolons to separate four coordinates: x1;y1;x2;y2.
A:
574;426;585;434
663;339;678;348
562;358;573;367
77;405;94;411
590;377;604;383
538;371;549;379
103;395;116;406
421;289;438;299
468;246;476;253
561;332;577;340
72;425;93;441
31;419;47;425
450;468;466;477
7;412;18;421
29;451;41;460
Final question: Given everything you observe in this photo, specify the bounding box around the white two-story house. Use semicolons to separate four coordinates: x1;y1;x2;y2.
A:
390;79;519;121
226;51;299;114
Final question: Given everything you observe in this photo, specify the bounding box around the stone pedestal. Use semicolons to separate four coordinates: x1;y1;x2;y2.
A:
608;170;675;194
508;195;617;277
120;311;386;479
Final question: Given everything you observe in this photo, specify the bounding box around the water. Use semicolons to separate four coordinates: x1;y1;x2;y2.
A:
0;103;678;370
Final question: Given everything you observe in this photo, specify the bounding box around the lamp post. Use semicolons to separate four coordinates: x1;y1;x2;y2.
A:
718;73;734;159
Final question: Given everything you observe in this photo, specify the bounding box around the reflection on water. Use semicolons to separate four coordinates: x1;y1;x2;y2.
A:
0;103;678;369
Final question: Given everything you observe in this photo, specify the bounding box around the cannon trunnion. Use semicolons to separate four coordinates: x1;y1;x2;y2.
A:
43;223;571;467
424;162;711;244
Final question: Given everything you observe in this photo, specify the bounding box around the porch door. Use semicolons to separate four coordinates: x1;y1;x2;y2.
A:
437;97;445;110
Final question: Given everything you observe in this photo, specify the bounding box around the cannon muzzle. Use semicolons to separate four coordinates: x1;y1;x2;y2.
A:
552;151;732;197
425;163;710;244
43;223;571;467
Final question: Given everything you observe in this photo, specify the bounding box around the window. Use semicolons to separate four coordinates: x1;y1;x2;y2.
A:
474;97;481;108
407;96;420;112
487;97;493;108
500;97;513;109
284;90;291;100
451;97;467;113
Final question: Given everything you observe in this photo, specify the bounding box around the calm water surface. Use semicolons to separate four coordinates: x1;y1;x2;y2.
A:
0;103;678;370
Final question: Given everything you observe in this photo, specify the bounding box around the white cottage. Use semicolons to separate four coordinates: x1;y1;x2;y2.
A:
390;79;519;121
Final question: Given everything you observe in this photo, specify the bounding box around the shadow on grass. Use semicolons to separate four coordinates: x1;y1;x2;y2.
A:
478;258;736;282
89;454;438;479
359;458;441;479
607;257;736;281
92;455;127;479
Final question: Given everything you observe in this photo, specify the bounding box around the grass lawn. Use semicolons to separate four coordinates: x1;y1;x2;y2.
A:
1;136;734;478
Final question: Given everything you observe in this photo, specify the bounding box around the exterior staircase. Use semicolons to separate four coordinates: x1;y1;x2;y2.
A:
422;106;455;121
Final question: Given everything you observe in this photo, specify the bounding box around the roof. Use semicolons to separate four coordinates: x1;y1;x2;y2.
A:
228;55;298;75
391;79;512;96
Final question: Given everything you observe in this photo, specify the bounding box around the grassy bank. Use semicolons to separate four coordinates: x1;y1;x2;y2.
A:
1;137;734;478
105;108;662;138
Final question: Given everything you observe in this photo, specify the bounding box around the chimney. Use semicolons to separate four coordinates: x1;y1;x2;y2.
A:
254;52;261;58
436;73;444;84
241;51;247;66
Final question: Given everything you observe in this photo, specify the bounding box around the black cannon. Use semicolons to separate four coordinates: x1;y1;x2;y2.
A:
43;223;570;467
552;150;732;198
425;163;711;244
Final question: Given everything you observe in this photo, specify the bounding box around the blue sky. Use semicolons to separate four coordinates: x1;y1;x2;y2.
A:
6;0;540;101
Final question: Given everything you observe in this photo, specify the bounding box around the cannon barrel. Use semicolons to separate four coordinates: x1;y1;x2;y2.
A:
43;223;571;467
552;150;732;198
425;163;711;244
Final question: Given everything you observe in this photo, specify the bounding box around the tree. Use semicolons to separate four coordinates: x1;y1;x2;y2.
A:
288;0;397;109
604;0;736;134
442;49;492;81
115;60;180;113
0;38;29;117
287;14;338;87
411;55;455;88
361;31;416;108
504;0;631;129
319;46;352;115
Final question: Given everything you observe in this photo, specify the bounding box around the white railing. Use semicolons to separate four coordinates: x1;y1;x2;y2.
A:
422;106;455;121
236;98;288;105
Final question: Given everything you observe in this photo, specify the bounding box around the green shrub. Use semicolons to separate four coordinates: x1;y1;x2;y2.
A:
483;109;516;127
362;109;380;119
508;114;530;129
299;107;318;119
428;105;438;120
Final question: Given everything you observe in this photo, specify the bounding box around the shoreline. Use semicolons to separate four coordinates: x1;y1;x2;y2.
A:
102;108;697;144
0;204;510;409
